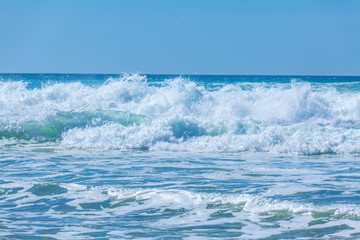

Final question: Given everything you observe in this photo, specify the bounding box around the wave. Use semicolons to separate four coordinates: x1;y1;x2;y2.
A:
0;110;150;140
8;182;360;238
2;74;360;154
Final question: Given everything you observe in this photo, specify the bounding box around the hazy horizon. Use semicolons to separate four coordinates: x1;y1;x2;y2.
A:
1;72;360;77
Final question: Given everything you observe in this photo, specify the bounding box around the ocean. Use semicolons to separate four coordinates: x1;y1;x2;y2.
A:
1;73;360;239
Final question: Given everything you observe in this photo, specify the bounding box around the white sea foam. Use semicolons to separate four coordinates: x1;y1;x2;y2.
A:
14;183;360;238
47;184;360;220
2;75;360;154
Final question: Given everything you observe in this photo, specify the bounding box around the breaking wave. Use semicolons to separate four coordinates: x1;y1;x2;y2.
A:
2;74;360;154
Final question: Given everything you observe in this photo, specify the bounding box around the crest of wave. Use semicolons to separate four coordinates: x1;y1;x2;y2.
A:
60;77;360;154
3;74;360;154
1;74;359;123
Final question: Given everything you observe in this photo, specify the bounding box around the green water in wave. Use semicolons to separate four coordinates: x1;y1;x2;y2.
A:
0;110;151;140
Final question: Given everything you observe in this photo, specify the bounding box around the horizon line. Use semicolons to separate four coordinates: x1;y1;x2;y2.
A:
1;72;360;77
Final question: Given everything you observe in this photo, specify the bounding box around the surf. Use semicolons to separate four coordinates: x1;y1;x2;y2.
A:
1;74;360;154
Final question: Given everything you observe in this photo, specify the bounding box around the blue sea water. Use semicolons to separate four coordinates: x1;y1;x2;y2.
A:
1;73;360;239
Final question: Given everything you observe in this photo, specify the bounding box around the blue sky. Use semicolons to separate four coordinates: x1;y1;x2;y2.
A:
0;0;359;75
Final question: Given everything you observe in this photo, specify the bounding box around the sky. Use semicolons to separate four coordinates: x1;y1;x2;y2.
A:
0;0;359;75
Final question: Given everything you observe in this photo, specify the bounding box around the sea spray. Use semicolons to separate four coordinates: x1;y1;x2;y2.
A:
1;74;360;154
2;74;360;239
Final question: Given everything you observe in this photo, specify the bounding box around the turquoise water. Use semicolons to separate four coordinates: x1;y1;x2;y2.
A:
1;74;360;239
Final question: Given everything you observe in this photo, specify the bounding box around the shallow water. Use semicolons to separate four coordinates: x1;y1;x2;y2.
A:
2;148;360;239
1;74;360;239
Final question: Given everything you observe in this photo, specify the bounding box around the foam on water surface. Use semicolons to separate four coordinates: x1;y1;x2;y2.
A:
1;74;360;239
1;179;360;239
2;74;360;154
